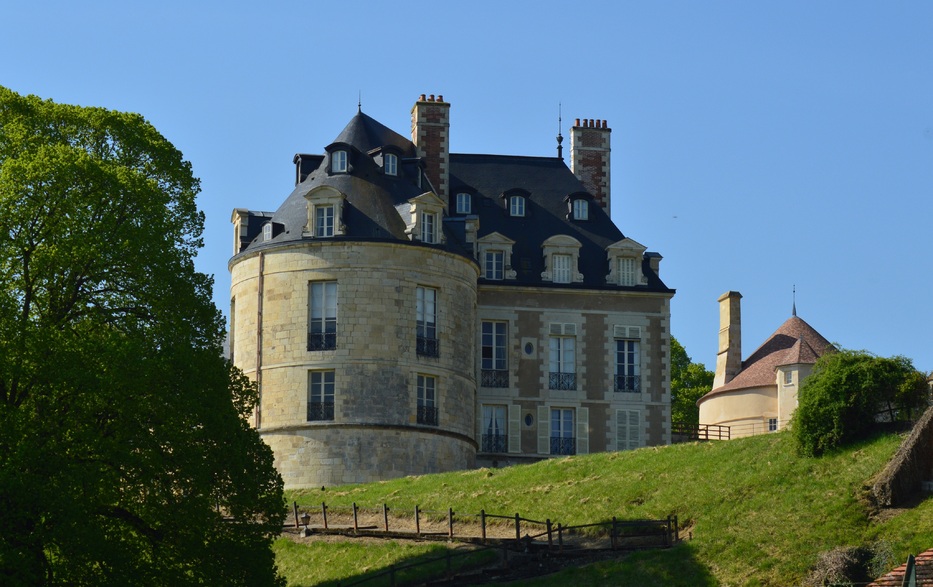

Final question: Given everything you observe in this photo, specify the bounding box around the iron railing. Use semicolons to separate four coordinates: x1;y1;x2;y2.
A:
615;375;640;393
307;332;337;351
550;436;576;455
481;434;507;453
417;405;439;426
480;369;509;388
416;336;439;358
549;372;576;390
307;401;334;422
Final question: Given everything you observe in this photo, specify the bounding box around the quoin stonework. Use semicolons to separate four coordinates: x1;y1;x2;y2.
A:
229;94;675;489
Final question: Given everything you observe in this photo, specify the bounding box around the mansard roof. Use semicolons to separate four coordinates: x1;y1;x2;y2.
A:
703;315;834;398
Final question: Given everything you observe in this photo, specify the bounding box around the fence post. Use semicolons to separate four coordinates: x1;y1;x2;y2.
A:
546;519;552;549
352;503;358;533
514;513;520;542
666;516;672;547
322;502;328;530
383;504;389;532
480;510;487;544
610;516;618;550
448;508;454;538
674;515;679;544
557;523;563;551
293;501;300;529
415;505;420;536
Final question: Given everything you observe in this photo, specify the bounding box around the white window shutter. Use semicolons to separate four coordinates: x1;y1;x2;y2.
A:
549;323;562;335
537;406;549;455
616;409;642;451
508;405;521;453
576;407;589;454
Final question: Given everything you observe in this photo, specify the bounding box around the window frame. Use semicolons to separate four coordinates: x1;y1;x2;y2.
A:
509;195;525;217
480;321;508;388
307;370;335;421
332;150;348;173
455;192;472;214
416;286;439;357
552;253;573;284
308;281;338;351
550;408;576;455
548;335;576;390
481;404;508;453
315;204;335;237
417;374;438;426
615;339;641;392
572;199;589;220
484;250;504;280
420;211;437;244
384;153;398;176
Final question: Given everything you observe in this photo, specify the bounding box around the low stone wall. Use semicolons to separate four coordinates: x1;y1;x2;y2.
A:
872;405;933;507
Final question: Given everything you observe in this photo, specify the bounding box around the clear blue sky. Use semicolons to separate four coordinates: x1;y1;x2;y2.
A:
4;1;932;373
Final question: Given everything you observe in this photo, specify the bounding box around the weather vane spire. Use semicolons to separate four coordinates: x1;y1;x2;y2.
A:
358;91;362;113
792;285;797;317
556;102;564;160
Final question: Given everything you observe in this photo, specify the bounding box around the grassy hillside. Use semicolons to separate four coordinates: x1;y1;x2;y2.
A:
277;431;933;586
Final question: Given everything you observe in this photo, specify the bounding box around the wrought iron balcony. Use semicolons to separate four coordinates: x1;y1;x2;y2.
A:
307;332;337;351
615;375;640;393
548;371;576;390
416;336;440;358
481;434;508;453
481;369;509;388
307;401;334;422
417;405;439;426
550;436;576;455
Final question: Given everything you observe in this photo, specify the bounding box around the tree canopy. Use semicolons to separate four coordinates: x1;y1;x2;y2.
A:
670;337;715;427
0;87;284;585
793;349;928;457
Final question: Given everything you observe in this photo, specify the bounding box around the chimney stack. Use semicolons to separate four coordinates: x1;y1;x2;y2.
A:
713;291;743;389
410;93;450;206
570;118;611;215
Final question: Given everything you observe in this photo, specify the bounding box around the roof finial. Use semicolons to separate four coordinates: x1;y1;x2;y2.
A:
358;91;362;113
556;102;564;160
792;285;797;317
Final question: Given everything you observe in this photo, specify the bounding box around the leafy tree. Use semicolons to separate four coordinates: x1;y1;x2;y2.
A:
670;337;715;427
793;349;928;457
0;87;284;585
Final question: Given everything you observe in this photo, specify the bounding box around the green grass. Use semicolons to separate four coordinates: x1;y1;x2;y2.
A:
278;431;933;586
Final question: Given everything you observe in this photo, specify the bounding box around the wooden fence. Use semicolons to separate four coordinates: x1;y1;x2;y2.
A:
671;422;731;442
292;501;680;586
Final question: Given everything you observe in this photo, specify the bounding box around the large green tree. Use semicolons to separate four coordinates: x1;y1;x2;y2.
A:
0;87;284;586
670;337;715;427
793;349;928;457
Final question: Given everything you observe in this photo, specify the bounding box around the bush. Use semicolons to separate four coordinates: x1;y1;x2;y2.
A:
793;350;927;457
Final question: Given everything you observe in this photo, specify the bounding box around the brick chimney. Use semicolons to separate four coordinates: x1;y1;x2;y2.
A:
410;94;450;206
713;291;743;389
570;118;611;215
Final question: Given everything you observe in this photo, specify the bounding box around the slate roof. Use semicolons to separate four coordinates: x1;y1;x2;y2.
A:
701;315;834;399
234;110;672;292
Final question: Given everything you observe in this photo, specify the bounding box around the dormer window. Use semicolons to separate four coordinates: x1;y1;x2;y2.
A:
456;193;472;214
332;150;348;173
384;153;398;176
477;232;517;281
541;235;584;284
618;257;636;286
421;212;437;244
605;238;647;287
316;205;335;237
509;195;525;217
263;223;273;242
573;199;589;220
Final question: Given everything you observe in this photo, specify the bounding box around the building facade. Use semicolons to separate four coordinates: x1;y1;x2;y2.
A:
229;95;675;488
697;291;834;438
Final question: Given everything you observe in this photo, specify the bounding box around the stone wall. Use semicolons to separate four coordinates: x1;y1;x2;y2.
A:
872;405;933;507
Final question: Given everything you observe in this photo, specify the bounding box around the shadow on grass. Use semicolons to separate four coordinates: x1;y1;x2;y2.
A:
302;544;497;587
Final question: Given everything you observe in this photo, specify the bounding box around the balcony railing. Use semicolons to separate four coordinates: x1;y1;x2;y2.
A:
615;375;640;393
550;436;576;455
416;336;440;358
548;371;576;390
481;434;508;453
307;332;337;351
307;401;334;422
417;405;439;426
481;369;509;388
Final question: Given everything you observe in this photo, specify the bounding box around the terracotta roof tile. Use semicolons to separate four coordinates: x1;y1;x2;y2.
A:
702;315;833;399
867;548;933;586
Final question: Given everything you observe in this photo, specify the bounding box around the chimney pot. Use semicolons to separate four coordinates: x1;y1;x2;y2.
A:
574;118;580;127
429;94;435;102
589;118;595;127
602;120;607;129
419;94;426;101
437;95;443;102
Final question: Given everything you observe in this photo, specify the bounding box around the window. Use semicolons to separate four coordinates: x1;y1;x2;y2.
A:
332;150;348;173
783;370;793;385
615;339;640;392
550;408;575;455
768;418;778;432
308;281;337;351
616;409;640;451
619;257;636;286
509;195;525;217
315;204;335;237
308;370;335;421
481;321;508;388
417;374;438;426
456;193;471;214
548;336;576;390
553;254;573;284
573;199;588;220
482;405;507;453
484;251;504;280
262;223;273;242
384;153;398;176
420;212;437;244
416;286;438;357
